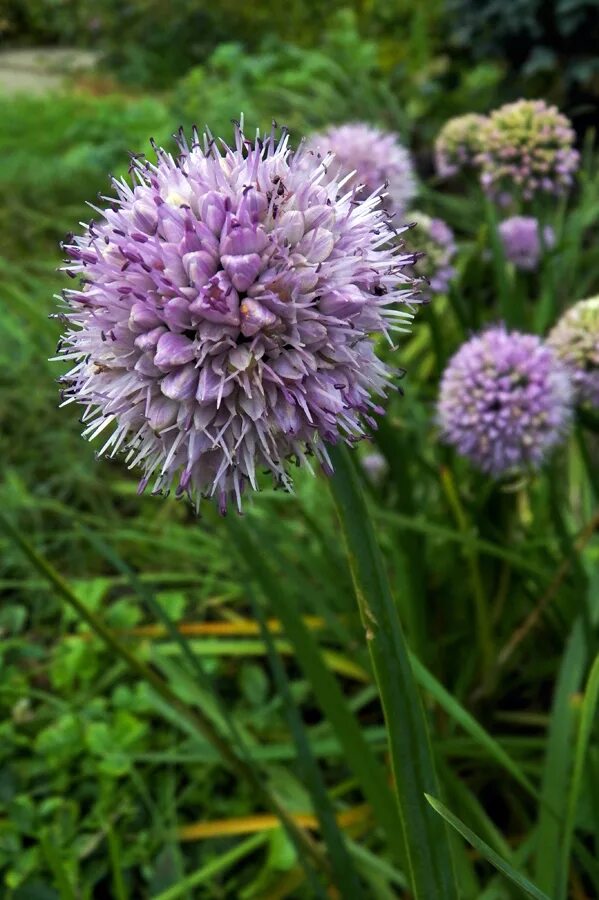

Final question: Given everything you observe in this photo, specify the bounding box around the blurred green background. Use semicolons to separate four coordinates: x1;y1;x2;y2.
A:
1;2;598;898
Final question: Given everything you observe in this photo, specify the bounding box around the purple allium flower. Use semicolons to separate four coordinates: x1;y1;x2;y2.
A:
547;297;599;409
305;123;416;215
438;325;573;475
405;212;457;296
498;216;555;271
434;114;487;179
477;100;579;203
56;123;419;512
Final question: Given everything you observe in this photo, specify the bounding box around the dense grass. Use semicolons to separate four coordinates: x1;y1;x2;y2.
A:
0;81;598;900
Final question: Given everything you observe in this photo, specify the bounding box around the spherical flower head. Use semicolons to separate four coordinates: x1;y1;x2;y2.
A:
547;297;599;409
438;325;573;476
434;114;487;179
405;212;457;296
498;216;555;271
477;99;579;203
305;123;416;216
56;123;419;512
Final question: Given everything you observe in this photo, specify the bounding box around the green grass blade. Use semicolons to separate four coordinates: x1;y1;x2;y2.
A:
328;445;458;900
374;417;428;659
534;615;593;893
39;829;77;900
425;795;550;900
249;581;365;899
151;833;268;900
0;509;327;877
226;513;407;869
80;527;273;770
557;653;599;899
409;654;537;796
483;193;516;326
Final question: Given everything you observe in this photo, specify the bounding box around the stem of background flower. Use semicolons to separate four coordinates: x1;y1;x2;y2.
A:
577;425;599;502
439;466;494;679
447;282;470;335
533;198;558;332
328;445;458;900
375;416;428;662
482;193;517;327
0;510;330;881
426;299;446;378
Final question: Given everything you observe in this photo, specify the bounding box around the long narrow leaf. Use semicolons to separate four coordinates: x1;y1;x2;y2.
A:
328;444;458;899
534;591;599;893
557;653;599;899
226;513;407;868
425;795;550;900
249;582;366;898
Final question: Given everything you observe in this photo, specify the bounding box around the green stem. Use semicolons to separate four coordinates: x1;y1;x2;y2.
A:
152;833;268;900
375;417;428;660
426;300;445;378
577;423;599;502
328;445;458;900
483;193;516;326
0;509;328;879
533;198;557;332
439;467;494;678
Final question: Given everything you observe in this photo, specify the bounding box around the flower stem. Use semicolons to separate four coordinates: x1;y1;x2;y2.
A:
439;466;494;677
328;444;458;900
482;193;517;326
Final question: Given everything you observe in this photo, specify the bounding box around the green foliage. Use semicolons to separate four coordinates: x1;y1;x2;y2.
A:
0;93;172;257
448;0;599;116
173;12;409;140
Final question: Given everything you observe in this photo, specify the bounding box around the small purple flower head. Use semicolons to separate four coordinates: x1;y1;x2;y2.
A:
56;122;420;512
405;212;457;296
547;297;599;409
305;123;416;215
361;450;387;485
434;114;487;179
498;216;555;271
438;325;573;476
477;100;579;203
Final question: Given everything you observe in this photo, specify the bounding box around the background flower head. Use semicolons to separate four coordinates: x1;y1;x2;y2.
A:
498;215;555;271
438;325;572;475
57;123;419;512
547;297;599;409
434;113;487;179
405;212;456;296
477;99;579;203
305;122;416;215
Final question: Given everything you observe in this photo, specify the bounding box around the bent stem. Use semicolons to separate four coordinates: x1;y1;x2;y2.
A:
327;444;458;900
0;510;329;881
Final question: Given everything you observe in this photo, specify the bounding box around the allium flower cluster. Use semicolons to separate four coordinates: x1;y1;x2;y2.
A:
548;297;599;409
305;123;416;215
438;326;572;476
477;100;579;202
56;124;419;512
434;114;487;179
498;216;555;271
405;213;456;296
